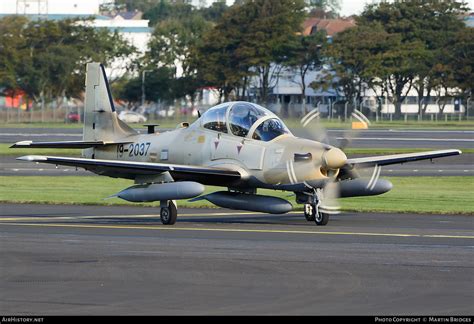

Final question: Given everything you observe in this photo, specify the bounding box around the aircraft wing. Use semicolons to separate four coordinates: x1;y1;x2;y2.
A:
17;155;242;185
346;149;462;168
11;140;133;149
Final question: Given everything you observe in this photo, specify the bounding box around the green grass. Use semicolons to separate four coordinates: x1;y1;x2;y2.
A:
1;143;81;156
1;176;472;215
0;122;83;129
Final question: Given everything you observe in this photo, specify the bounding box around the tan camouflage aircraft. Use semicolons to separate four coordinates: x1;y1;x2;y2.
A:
11;63;462;225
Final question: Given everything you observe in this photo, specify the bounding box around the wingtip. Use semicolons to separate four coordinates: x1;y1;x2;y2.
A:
10;141;33;148
16;155;47;162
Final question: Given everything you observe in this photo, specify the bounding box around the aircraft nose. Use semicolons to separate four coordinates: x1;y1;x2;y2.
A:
323;147;347;169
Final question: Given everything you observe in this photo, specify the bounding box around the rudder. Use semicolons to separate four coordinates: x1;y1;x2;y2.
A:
83;63;137;144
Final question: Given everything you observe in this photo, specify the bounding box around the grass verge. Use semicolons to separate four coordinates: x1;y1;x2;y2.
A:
1;144;81;156
1;176;472;215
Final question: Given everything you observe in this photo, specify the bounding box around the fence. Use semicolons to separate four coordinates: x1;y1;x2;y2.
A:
1;101;473;124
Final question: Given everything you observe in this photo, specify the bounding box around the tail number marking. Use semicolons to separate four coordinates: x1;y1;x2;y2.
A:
118;142;151;158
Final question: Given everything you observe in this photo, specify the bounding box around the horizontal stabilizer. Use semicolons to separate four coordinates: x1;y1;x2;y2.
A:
10;140;133;149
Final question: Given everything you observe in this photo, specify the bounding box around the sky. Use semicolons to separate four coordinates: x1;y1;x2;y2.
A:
339;0;474;17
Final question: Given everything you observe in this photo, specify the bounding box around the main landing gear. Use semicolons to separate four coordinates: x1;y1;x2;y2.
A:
160;200;177;225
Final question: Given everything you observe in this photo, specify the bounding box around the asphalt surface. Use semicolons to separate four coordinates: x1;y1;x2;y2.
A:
1;127;474;149
0;203;473;315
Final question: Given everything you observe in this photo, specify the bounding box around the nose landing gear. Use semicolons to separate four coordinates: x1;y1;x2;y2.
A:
304;203;329;226
301;188;331;226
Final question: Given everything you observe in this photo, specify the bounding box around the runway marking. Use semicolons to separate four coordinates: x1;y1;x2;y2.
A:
0;212;265;222
0;222;473;240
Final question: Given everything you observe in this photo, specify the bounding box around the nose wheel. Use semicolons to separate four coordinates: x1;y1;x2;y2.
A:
160;200;177;225
303;202;329;226
304;203;315;221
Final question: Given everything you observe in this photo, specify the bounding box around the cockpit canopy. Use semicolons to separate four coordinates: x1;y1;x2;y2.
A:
200;102;291;142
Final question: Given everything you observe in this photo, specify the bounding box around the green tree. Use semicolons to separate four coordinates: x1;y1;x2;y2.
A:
357;0;468;118
284;30;327;114
0;16;30;105
143;1;194;26
0;16;136;111
190;7;248;102
236;0;307;103
193;0;307;104
307;0;341;18
117;67;175;104
199;1;229;22
449;26;474;113
319;23;392;117
145;11;212;106
147;14;211;73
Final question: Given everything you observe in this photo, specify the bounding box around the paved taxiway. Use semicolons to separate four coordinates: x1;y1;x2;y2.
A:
2;127;474;149
1;127;473;177
1;203;473;315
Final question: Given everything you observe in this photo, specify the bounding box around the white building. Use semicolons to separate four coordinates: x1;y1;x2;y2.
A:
1;0;100;16
271;66;466;117
182;0;235;8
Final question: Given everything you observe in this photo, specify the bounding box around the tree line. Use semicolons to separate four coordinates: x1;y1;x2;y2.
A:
0;0;472;119
0;16;134;111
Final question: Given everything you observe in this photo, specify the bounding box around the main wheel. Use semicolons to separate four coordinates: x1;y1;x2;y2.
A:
160;201;177;225
304;204;315;221
314;211;329;226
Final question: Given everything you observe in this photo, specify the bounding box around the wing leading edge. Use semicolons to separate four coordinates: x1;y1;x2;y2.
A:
17;155;242;186
346;149;462;168
11;140;133;149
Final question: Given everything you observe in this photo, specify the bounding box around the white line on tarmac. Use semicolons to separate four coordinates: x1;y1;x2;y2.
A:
0;222;473;240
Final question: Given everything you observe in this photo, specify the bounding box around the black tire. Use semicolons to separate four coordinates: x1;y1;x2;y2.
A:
304;204;315;221
160;201;177;225
314;211;329;226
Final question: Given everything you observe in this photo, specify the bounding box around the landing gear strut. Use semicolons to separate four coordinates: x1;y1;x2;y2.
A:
304;204;315;221
304;203;329;226
160;200;177;225
302;189;329;226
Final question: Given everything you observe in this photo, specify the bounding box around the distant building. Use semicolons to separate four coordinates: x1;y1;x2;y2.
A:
184;0;235;7
302;17;356;41
462;12;474;27
269;17;356;116
0;0;100;16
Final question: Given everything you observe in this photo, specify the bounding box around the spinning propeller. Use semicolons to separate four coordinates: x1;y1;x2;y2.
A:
285;106;380;215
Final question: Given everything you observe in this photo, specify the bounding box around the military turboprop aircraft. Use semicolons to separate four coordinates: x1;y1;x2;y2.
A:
11;63;462;226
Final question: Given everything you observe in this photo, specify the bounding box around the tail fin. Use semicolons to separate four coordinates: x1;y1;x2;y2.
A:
83;63;137;143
